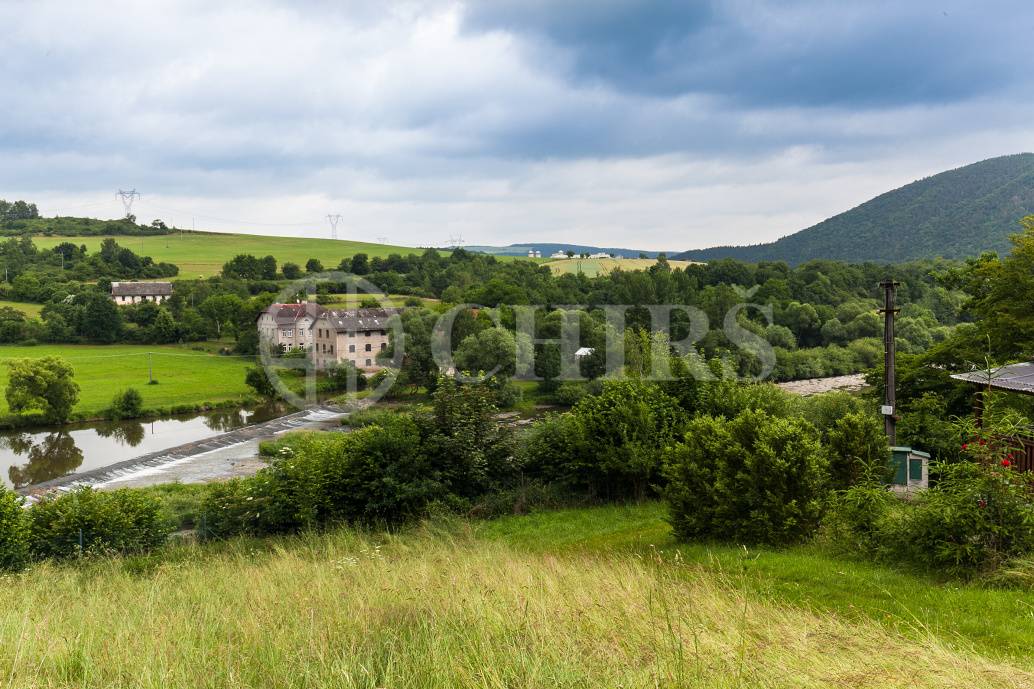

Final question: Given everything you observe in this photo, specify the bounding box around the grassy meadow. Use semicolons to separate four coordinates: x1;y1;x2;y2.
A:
0;300;44;318
0;344;254;417
545;256;701;277
1;502;1031;688
31;231;442;280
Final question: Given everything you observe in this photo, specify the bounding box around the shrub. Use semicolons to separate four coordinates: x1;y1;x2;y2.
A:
107;388;143;420
553;381;587;406
693;379;800;420
822;482;898;556
663;409;829;545
566;381;687;500
825;412;889;489
0;486;29;571
29;487;170;559
892;462;1034;577
517;412;587;486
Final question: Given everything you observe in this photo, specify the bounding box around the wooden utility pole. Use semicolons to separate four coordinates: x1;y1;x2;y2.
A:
879;279;900;445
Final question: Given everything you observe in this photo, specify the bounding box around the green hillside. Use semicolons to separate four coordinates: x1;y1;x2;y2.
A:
30;231;442;279
678;153;1034;264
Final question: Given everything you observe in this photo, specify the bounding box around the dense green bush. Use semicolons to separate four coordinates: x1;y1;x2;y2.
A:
29;487;170;559
663;409;829;545
894;463;1034;576
821;482;898;556
204;378;515;537
693;379;800;420
107;388;143;420
553;381;588;406
0;486;29;571
555;381;687;500
824;412;889;489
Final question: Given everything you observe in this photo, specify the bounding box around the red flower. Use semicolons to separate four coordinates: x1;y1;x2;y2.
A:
979;439;986;446
961;443;968;450
978;498;988;509
1002;459;1012;468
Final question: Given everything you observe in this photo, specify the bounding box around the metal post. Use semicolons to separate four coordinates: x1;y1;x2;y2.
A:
148;351;154;384
878;279;900;445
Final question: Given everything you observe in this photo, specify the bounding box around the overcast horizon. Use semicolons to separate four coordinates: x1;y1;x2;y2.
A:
3;1;1033;251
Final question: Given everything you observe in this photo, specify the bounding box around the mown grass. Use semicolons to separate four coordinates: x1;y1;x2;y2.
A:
0;344;254;418
29;231;523;280
31;231;439;280
1;510;1031;688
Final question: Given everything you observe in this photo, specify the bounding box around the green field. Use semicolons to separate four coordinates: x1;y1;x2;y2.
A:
30;231;443;280
0;502;1030;687
0;344;254;417
0;300;44;318
545;256;701;277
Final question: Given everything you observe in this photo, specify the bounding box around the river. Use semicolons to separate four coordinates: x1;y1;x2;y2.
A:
0;404;286;490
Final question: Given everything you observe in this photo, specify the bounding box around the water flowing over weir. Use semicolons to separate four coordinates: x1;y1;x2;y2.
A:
4;405;347;496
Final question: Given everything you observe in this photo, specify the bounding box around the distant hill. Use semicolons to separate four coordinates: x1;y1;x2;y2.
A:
676;153;1034;265
465;243;676;258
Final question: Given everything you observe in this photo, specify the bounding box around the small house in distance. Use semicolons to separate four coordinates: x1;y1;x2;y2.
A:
310;307;397;371
257;301;325;352
110;281;173;305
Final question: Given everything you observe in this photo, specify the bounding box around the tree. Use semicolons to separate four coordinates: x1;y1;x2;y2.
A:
305;258;324;273
199;294;244;338
77;291;122;343
259;255;277;280
454;327;517;376
350;253;370;275
6;357;80;423
245;366;278;398
150;307;179;344
282;262;302;279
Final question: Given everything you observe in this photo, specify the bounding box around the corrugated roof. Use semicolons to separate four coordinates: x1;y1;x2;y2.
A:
111;281;173;296
951;361;1034;395
313;307;398;333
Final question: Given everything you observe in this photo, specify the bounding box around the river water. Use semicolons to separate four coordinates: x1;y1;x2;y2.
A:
0;404;285;490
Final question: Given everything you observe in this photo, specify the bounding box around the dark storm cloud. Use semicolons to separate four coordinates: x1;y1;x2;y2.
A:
463;0;1032;107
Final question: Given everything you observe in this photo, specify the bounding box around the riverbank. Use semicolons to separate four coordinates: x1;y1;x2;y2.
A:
776;372;867;396
15;406;347;497
0;343;255;424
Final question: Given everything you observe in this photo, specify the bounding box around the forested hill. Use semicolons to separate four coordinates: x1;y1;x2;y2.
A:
676;153;1034;264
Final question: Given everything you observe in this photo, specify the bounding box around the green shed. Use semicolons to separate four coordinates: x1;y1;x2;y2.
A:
890;446;929;491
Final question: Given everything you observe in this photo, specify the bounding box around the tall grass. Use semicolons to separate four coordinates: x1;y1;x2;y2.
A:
0;522;1029;688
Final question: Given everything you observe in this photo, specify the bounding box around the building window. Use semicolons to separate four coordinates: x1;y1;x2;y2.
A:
380;342;386;351
349;344;355;353
285;329;293;337
330;345;334;354
365;343;372;352
365;359;372;367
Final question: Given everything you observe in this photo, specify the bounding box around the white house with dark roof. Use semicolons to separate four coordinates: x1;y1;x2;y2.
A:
110;281;173;305
310;307;397;371
256;302;325;352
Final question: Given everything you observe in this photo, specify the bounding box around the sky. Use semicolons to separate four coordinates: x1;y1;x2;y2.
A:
2;0;1033;251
